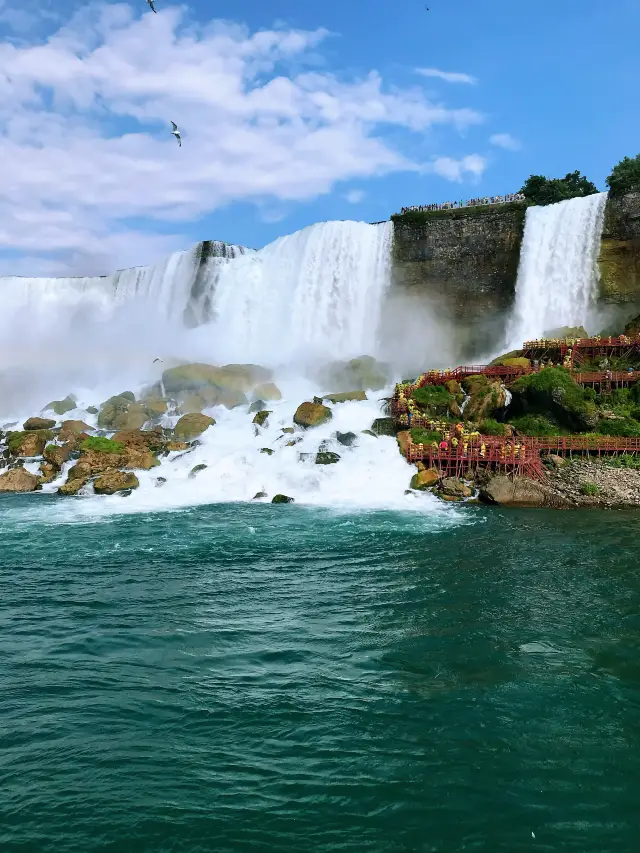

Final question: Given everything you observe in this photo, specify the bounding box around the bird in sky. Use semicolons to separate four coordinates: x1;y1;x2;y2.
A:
147;0;157;12
170;121;182;147
153;357;163;363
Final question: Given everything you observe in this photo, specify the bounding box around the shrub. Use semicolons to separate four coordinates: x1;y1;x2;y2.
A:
606;454;640;469
595;418;640;437
81;436;125;454
410;428;442;445
584;387;596;401
510;415;562;436
579;482;601;496
479;419;508;436
606;154;640;197
521;171;598;206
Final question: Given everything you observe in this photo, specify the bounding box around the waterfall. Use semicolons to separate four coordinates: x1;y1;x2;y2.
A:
507;193;608;347
207;220;394;366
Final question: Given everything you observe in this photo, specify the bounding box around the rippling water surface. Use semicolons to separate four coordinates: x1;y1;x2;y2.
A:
2;497;640;852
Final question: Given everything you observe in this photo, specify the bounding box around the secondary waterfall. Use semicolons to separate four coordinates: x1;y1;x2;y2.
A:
507;193;608;346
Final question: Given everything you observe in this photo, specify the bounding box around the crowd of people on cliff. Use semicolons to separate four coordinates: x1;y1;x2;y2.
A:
399;193;525;214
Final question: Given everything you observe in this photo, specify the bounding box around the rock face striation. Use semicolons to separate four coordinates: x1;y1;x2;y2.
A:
391;205;527;357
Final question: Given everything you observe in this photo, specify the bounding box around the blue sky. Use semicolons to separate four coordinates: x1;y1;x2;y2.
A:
0;0;638;273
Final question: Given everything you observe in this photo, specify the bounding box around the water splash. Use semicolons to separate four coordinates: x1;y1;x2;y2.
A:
507;193;608;346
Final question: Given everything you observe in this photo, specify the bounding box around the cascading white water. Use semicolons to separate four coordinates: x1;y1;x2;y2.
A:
207;221;394;366
507;193;608;347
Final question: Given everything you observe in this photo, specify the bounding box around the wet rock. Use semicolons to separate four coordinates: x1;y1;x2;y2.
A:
119;489;133;497
281;427;295;435
163;363;271;396
165;440;190;453
112;428;166;453
323;391;367;403
361;429;377;438
249;399;266;414
479;475;551;507
7;430;52;458
43;443;73;468
313;396;324;405
272;494;294;504
58;476;89;496
410;468;440;490
59;420;93;442
253;491;268;499
189;464;208;478
260;448;274;456
440;477;472;498
155;477;167;488
286;438;302;447
293;402;332;429
93;471;140;495
370;417;396;437
44;396;76;416
0;468;40;493
320;355;390;392
252;410;271;427
315;451;341;465
252;382;282;402
24;417;56;431
336;431;357;447
546;454;568;469
174;413;215;440
98;395;147;431
39;462;59;483
87;406;99;415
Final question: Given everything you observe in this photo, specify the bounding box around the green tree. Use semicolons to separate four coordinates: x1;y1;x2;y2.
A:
606;154;640;197
521;170;598;206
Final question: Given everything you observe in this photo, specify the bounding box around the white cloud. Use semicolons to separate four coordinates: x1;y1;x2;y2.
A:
431;154;487;182
0;3;485;273
490;133;521;151
416;67;477;85
344;189;365;204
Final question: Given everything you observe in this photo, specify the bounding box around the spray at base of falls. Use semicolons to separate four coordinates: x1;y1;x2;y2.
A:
507;192;608;347
22;385;461;520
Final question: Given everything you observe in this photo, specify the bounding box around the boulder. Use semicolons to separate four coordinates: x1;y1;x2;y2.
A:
281;427;295;435
249;399;266;414
111;428;166;453
86;406;99;415
320;355;390;392
509;368;598;432
396;430;411;455
444;379;463;397
293;402;332;429
361;429;377;438
174;413;215;440
23;417;56;431
336;431;357;447
543;326;588;340
66;461;92;481
272;494;294;504
546;454;568;468
189;464;208;478
323;391;367;404
163;362;271;396
494;357;531;370
59;420;93;441
252;410;271;427
142;398;169;418
43;443;73;468
98;395;147;430
165;440;190;452
7;430;52;458
252;491;268;499
0;468;40;492
479;475;550;507
410;468;440;490
155;477;167;488
464;380;507;423
489;350;523;366
624;314;640;336
370;417;396;437
39;462;59;483
260;448;274;455
94;471;140;495
44;396;76;416
315;451;341;464
177;392;207;414
440;477;472;498
58;477;89;496
252;382;282;401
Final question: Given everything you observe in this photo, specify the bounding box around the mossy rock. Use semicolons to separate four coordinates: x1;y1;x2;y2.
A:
370;417;396;437
336;431;357;446
492;357;531;369
543;326;588;340
410;468;440;490
7;429;53;457
461;374;489;394
86;406;99;415
320;355;390;392
315;451;341;464
39;461;59;483
281;427;295;435
260;448;274;456
189;464;208;478
293;402;332;428
322;391;367;404
489;350;522;366
44;443;73;468
510;367;598;432
44;396;76;416
272;494;294;504
59;420;93;441
361;429;377;438
464;381;507;422
23;417;56;431
174;413;216;440
253;491;268;499
98;395;147;430
163;363;271;396
58;477;89;496
249;400;266;414
252;410;271;427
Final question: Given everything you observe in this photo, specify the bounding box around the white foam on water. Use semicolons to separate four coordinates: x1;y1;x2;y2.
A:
507;193;608;346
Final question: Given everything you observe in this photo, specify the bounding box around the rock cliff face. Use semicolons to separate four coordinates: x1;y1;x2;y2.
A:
598;192;640;313
390;205;527;358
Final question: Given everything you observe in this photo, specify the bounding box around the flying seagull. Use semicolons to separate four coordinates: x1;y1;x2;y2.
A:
153;357;163;363
170;120;182;147
147;0;157;12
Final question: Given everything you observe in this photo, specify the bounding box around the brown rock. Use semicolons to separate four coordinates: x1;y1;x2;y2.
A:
440;477;472;498
9;430;52;458
165;441;190;452
43;443;73;468
39;461;59;483
174;413;216;440
23;417;56;431
410;468;440;490
480;475;550;507
112;428;166;453
253;382;282;401
293;402;332;428
59;420;93;441
252;410;271;427
322;391;367;404
58;477;89;496
94;471;140;495
396;430;411;456
0;468;40;493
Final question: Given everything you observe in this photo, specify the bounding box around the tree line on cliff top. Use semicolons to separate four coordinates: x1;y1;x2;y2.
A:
521;153;640;205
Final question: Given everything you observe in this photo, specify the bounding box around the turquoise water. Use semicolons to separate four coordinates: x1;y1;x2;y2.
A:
2;496;640;852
